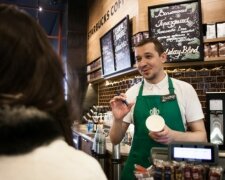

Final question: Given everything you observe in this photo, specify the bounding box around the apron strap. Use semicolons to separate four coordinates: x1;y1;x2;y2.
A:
168;77;175;94
138;81;144;97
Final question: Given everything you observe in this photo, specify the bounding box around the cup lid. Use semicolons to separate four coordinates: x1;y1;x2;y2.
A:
145;114;165;132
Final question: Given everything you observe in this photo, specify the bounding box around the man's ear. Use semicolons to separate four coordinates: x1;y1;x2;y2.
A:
160;52;167;63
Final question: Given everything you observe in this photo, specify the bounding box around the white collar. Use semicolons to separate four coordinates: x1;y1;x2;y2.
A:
143;74;168;90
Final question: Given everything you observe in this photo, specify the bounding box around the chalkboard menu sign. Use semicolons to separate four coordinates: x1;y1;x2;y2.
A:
100;31;115;76
113;17;132;72
100;15;133;77
148;0;203;62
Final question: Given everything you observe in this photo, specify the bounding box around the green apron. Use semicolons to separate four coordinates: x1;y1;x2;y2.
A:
121;77;185;180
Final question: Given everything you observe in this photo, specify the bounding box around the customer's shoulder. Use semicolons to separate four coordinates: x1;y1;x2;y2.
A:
49;139;104;166
36;139;107;179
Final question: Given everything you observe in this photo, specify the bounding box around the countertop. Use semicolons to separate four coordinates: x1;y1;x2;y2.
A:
72;124;225;158
72;124;131;156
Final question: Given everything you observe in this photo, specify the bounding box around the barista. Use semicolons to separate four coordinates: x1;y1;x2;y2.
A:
109;38;207;180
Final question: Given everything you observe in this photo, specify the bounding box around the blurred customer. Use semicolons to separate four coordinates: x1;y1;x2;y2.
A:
0;3;72;145
0;106;106;179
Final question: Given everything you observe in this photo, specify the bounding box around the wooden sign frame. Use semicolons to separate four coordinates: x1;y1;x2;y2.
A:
100;15;133;78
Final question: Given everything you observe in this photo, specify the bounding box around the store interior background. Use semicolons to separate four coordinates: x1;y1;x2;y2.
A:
1;0;225;125
0;0;90;121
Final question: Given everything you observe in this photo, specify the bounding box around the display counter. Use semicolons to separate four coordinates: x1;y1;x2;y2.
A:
72;124;225;179
72;124;130;180
72;124;130;156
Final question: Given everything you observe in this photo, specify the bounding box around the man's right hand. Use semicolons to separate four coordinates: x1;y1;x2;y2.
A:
109;93;133;121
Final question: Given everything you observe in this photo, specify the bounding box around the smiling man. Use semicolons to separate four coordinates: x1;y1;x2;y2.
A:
109;38;207;180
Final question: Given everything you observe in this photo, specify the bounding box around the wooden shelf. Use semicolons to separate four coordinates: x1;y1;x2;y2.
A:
104;68;138;80
87;65;101;74
88;76;103;83
205;56;225;61
163;59;225;68
87;58;225;83
204;37;225;43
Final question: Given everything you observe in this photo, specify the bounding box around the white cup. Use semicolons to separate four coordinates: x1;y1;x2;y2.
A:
145;115;165;132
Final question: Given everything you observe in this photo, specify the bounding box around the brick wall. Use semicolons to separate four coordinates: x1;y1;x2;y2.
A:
98;65;225;115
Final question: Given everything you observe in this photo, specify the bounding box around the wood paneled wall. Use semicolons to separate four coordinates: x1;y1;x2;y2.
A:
87;0;225;63
87;0;138;63
201;0;225;23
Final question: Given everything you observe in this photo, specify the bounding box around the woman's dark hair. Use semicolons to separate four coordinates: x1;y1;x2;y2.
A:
0;4;73;146
135;37;165;55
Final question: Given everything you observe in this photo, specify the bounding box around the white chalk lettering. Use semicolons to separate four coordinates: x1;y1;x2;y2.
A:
166;46;199;59
155;8;187;18
155;17;190;29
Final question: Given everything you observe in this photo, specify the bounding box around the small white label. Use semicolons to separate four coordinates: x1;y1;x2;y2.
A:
210;99;223;111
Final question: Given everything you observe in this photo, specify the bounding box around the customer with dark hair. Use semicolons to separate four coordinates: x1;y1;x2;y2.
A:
0;4;107;180
0;3;73;146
